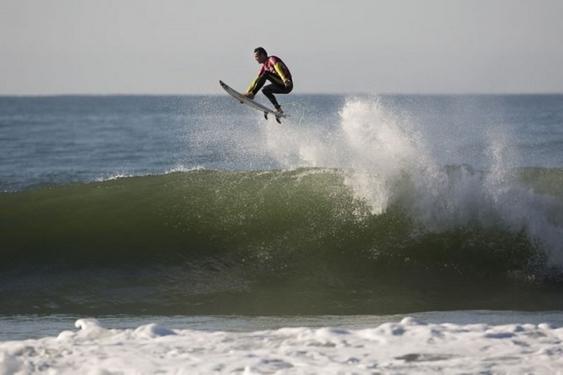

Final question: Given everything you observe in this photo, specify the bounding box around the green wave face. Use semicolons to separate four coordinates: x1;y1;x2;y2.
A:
1;168;561;315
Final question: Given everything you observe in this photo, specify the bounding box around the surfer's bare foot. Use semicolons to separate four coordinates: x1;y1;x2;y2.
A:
274;107;284;115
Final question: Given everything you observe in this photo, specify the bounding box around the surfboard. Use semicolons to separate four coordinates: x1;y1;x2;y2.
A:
219;80;286;124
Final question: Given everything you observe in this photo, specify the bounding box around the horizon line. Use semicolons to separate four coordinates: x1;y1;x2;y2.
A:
1;91;563;98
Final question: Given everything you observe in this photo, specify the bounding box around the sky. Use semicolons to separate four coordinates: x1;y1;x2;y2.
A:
1;0;562;95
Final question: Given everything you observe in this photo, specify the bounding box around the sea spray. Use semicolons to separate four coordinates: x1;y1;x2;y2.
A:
263;97;563;267
338;98;427;214
262;97;429;214
484;129;563;266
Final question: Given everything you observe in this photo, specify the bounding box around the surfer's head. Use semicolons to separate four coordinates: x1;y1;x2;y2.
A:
254;47;268;64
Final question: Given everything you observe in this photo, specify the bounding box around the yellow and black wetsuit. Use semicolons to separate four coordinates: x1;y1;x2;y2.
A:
247;55;293;110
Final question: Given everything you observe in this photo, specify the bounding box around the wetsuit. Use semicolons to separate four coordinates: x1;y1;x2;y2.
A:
247;56;293;110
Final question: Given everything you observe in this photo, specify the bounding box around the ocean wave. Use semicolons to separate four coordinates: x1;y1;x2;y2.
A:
1;168;561;287
2;93;563;314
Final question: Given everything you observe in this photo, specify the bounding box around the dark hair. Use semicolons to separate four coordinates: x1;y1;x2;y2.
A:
254;47;267;56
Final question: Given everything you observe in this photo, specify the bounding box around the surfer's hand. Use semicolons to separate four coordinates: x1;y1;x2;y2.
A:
283;79;292;88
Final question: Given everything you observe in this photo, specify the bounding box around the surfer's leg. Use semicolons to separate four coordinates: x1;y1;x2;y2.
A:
261;72;292;109
262;84;281;109
262;81;293;110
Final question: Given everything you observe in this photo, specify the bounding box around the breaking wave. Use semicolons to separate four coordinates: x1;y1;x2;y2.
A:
1;97;562;314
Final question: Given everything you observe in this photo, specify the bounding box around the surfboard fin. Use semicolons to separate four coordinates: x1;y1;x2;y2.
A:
264;111;282;124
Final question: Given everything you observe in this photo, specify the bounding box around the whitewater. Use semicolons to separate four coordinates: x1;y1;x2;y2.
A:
3;315;563;374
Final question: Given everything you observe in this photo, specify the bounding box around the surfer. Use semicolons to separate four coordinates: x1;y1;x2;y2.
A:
244;47;293;115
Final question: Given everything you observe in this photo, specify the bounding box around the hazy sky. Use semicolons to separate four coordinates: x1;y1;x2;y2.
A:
1;0;562;95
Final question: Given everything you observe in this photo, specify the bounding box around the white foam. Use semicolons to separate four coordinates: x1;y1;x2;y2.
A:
94;165;206;183
94;172;134;182
263;98;426;214
164;165;206;174
1;318;563;374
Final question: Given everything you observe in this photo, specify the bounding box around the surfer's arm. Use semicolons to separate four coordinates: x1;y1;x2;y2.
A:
274;62;291;86
246;65;266;96
246;77;260;97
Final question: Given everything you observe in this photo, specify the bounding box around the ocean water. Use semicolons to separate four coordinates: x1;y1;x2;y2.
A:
1;94;563;373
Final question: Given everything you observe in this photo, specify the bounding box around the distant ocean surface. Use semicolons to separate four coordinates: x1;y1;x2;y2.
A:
1;94;563;373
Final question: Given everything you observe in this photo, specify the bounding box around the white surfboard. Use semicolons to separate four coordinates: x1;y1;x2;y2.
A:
219;80;286;123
